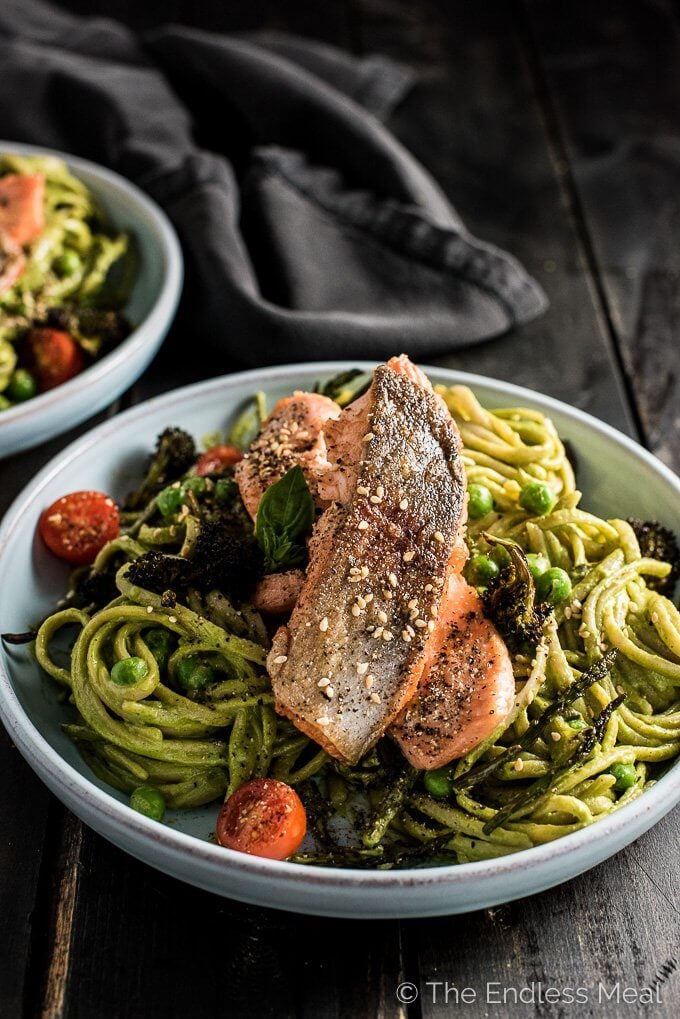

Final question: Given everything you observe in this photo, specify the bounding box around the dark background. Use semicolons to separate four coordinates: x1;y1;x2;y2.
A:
1;1;679;1017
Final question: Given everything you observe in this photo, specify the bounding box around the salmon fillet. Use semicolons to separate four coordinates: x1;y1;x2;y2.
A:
390;573;515;768
235;391;340;519
267;356;467;764
252;570;305;615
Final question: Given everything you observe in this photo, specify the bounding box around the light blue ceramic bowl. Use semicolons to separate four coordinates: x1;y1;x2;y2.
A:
0;363;678;918
0;142;182;457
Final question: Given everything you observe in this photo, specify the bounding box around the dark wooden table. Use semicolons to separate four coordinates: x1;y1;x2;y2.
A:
1;2;679;1016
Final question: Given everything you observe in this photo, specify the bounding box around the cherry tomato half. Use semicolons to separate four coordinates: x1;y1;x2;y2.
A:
27;328;85;392
39;490;120;565
195;444;243;476
216;778;307;860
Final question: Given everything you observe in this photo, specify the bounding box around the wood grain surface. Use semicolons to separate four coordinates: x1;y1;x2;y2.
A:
0;1;678;1016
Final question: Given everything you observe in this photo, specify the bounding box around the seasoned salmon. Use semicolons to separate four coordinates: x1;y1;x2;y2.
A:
0;174;45;248
390;573;515;768
267;356;468;764
235;392;340;519
252;570;305;615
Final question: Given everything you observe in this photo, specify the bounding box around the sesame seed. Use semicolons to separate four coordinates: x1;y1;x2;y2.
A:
427;620;435;632
363;432;374;441
433;531;445;544
388;573;398;588
402;630;412;642
403;551;415;563
564;606;572;619
168;616;177;624
406;625;416;638
351;604;362;617
384;590;393;600
316;716;331;726
369;692;381;704
408;598;418;610
319;617;329;632
357;486;369;496
318;677;330;688
382;630;393;641
357;662;369;675
324;686;335;699
414;618;427;628
373;626;384;639
513;758;524;772
430;605;437;617
425;584;433;592
376;486;384;499
361;566;369;577
377;610;388;624
399;498;409;510
146;605;153;614
356;596;367;609
273;655;288;664
364;675;375;689
550;731;561;742
364;593;374;604
370;495;382;504
651;611;659;624
358;520;369;531
350;566;360;575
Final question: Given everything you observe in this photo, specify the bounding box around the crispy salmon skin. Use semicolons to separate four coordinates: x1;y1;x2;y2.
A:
267;357;467;764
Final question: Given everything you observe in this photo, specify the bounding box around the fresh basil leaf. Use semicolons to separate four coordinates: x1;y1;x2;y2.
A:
255;466;315;572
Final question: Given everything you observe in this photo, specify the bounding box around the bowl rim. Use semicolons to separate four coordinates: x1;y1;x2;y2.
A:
1;360;679;893
0;140;183;426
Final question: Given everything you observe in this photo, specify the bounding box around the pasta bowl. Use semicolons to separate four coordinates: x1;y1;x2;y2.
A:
0;362;678;918
0;141;182;457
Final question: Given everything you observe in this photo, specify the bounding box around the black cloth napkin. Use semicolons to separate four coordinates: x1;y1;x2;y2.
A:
0;0;547;366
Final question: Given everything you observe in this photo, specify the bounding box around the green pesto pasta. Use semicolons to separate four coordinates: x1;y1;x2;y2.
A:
0;153;134;405
32;383;680;867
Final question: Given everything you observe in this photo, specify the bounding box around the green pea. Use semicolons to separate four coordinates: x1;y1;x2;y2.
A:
7;369;37;403
610;762;637;792
144;628;176;672
468;553;499;587
53;249;83;277
181;476;207;499
536;567;572;604
175;655;215;694
156;484;183;518
0;395;11;412
130;786;166;822
423;768;453;799
519;481;557;516
110;656;148;686
467;483;494;519
567;717;588;731
214;477;237;504
489;545;511;568
526;553;550;580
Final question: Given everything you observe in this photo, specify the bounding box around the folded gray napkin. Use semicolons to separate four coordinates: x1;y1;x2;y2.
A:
0;0;547;365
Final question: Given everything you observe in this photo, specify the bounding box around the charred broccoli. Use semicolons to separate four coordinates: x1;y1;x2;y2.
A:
124;428;196;510
126;516;263;603
481;534;551;650
628;519;680;597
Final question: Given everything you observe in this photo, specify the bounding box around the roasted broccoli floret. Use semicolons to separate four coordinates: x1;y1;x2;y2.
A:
124;428;196;510
481;534;551;650
628;519;680;597
126;550;190;598
126;518;263;603
190;518;263;598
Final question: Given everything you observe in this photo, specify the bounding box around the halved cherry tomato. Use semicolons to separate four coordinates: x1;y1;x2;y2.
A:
196;444;244;476
0;174;45;247
27;328;85;392
216;778;306;860
39;491;120;565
